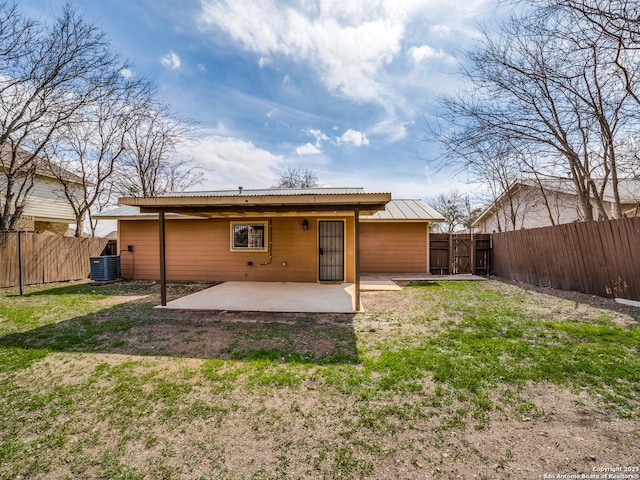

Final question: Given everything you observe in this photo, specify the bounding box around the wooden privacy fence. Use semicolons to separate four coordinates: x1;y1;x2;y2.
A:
0;232;107;288
492;217;640;301
429;233;492;276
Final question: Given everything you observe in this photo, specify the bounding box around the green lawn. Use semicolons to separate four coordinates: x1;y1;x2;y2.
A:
0;280;638;479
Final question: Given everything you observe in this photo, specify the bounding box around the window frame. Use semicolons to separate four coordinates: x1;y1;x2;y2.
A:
229;221;268;252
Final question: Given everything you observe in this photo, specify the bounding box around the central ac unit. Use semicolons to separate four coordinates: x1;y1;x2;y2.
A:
90;255;121;281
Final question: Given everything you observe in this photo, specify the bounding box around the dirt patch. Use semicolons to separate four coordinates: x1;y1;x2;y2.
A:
4;279;639;479
110;310;357;360
461;384;639;479
95;294;150;306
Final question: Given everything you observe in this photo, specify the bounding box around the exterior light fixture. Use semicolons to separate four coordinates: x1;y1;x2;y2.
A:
302;219;309;230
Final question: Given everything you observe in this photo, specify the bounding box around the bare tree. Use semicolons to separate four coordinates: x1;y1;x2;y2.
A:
540;0;640;106
438;136;531;231
273;164;319;188
113;104;201;198
429;190;481;233
0;3;123;231
0;3;201;235
434;5;640;221
46;75;152;236
0;2;46;230
534;0;640;217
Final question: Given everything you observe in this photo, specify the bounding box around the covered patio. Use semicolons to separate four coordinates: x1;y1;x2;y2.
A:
117;188;392;311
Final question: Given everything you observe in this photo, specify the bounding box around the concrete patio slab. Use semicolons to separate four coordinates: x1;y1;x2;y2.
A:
157;281;360;313
360;280;402;291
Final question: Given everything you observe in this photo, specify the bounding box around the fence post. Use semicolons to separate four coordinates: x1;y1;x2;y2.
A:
471;233;476;276
449;234;454;275
17;231;24;295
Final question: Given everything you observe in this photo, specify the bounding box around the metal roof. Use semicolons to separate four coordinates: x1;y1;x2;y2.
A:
95;205;198;219
94;205;158;218
118;188;391;216
360;199;444;221
97;198;444;221
159;187;367;197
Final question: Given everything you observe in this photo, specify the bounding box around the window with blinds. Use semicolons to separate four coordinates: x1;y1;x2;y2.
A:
230;222;268;251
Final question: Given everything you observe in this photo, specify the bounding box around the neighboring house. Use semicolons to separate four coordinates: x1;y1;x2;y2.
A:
101;230;118;255
96;188;444;283
473;179;640;233
0;146;84;235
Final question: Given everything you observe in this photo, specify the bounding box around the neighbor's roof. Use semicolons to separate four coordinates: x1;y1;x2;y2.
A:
0;144;84;184
472;178;640;226
362;199;444;222
523;178;640;203
117;187;391;216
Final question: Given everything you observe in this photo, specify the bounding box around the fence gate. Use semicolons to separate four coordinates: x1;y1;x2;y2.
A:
429;233;491;276
453;235;472;274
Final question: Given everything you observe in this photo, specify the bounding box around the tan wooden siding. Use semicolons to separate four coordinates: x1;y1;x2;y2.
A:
118;216;356;282
360;222;428;273
14;176;79;222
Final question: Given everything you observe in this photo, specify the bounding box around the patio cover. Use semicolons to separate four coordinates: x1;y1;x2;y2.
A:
118;188;392;309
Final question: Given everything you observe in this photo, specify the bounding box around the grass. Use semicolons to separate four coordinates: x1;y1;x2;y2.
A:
0;279;638;479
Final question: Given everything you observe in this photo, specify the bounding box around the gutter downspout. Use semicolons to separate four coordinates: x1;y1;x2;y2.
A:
260;217;273;265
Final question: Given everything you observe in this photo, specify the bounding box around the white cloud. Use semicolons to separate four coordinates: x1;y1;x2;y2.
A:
295;142;321;155
161;51;182;70
336;129;369;147
194;0;494;114
322;167;478;199
307;128;329;145
197;0;426;109
294;128;331;155
429;24;451;37
197;63;207;72
183;133;283;189
368;117;412;144
258;57;271;68
409;44;452;63
120;67;133;79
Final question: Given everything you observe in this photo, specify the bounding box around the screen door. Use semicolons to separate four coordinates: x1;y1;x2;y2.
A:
318;220;345;282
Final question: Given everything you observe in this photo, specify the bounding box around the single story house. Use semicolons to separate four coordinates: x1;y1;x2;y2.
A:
96;188;444;305
473;179;640;233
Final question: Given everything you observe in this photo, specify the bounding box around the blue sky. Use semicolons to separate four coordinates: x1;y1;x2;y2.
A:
21;0;502;199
